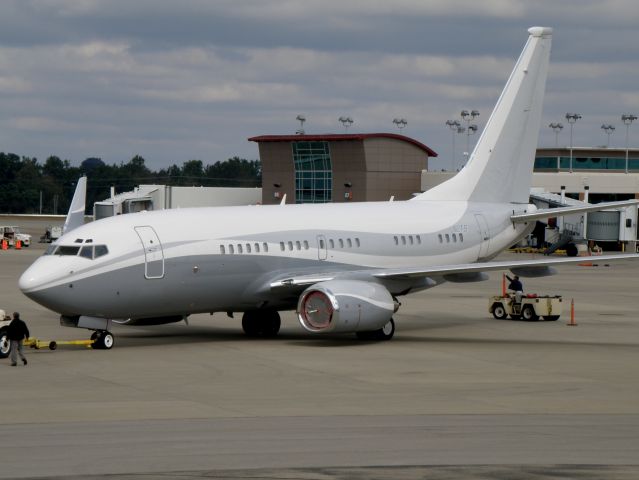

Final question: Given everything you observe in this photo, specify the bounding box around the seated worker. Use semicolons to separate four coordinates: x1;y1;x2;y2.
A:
505;274;523;304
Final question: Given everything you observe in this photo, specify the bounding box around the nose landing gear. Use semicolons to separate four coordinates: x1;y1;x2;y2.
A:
90;330;115;350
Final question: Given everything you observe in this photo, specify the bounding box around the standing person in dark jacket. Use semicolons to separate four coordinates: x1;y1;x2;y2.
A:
8;312;29;366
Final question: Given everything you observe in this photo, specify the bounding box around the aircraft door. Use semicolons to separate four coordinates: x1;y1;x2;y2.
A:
474;214;490;258
134;226;165;279
317;235;327;261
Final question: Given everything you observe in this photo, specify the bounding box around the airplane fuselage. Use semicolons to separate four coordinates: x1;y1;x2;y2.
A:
19;200;534;320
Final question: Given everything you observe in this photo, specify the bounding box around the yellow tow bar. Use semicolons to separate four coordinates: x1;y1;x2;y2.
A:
23;337;94;351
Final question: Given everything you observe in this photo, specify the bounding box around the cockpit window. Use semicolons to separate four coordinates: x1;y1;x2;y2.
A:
74;239;83;243
79;246;93;259
94;245;109;258
56;246;81;256
44;244;57;255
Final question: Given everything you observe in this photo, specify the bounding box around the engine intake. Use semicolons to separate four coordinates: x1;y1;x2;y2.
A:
297;280;395;334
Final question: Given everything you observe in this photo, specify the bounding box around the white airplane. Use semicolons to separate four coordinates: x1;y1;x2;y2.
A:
18;27;639;348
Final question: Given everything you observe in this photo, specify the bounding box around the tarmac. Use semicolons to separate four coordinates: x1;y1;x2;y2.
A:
1;216;639;479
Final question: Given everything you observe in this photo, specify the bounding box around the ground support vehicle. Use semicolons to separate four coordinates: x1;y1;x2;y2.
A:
0;226;31;247
489;293;562;321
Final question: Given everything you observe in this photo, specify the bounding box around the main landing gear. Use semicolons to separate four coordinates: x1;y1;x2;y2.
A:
242;310;281;338
90;330;115;350
356;318;396;341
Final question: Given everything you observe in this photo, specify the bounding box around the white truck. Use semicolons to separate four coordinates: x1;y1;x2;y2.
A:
0;226;31;247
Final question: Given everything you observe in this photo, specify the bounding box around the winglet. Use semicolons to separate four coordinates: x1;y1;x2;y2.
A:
62;176;87;234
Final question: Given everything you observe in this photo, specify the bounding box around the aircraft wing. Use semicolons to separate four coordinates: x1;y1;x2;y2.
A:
270;254;639;290
511;199;639;223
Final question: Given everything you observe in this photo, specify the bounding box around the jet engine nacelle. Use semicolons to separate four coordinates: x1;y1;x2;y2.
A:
297;280;396;334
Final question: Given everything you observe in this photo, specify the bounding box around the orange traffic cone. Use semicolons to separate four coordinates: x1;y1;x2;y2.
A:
15;240;22;250
1;239;7;250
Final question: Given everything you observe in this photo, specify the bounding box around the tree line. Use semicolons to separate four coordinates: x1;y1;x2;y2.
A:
0;153;261;215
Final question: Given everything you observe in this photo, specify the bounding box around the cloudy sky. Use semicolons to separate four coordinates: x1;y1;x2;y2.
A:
1;0;638;171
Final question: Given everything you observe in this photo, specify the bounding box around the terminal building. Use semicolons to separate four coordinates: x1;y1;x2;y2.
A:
249;133;437;205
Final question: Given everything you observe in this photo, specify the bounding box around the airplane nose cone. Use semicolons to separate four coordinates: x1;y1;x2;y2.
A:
19;267;38;294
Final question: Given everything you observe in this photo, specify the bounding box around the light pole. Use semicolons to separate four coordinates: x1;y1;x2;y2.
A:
338;116;353;132
548;122;563;147
295;114;306;135
461;109;480;157
392;118;407;132
565;113;581;173
622;114;637;173
601;124;615;147
445;120;461;171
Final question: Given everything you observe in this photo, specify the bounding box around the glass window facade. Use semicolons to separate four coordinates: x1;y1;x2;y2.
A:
535;156;639;171
292;141;332;203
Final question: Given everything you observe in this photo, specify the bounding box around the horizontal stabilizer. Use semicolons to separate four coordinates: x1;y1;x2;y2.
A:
511;199;639;223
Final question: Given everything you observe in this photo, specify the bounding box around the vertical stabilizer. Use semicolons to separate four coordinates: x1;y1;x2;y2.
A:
63;176;87;234
415;27;552;203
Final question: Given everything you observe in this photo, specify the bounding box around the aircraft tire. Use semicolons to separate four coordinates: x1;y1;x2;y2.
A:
0;329;10;359
262;311;281;337
242;311;280;337
92;331;114;350
356;318;395;341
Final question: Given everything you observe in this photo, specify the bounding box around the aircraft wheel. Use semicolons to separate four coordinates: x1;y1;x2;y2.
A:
242;311;280;337
357;318;395;341
521;305;539;321
92;331;114;350
262;310;281;337
0;329;10;359
492;303;507;319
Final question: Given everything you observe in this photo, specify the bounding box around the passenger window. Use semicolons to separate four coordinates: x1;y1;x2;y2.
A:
394;236;398;245
263;243;269;252
220;245;226;255
401;236;406;245
459;233;464;242
288;241;293;251
295;241;301;250
355;238;360;247
416;235;421;244
445;234;450;243
79;246;93;259
303;240;309;250
237;244;243;254
319;239;325;249
254;243;260;253
280;242;285;251
94;245;109;258
329;239;335;248
438;234;443;243
409;236;414;245
246;243;251;253
339;239;344;248
347;238;352;248
229;244;235;254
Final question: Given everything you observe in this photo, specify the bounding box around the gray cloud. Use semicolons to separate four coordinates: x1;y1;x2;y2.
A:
0;0;638;172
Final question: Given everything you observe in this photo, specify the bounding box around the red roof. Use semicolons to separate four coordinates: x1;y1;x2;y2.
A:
248;133;438;157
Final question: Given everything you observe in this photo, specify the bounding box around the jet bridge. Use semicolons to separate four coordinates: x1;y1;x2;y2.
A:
530;189;638;253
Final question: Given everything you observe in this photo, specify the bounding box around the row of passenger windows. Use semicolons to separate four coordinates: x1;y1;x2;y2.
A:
220;242;269;255
319;238;361;249
220;232;465;255
438;233;464;243
394;233;464;246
